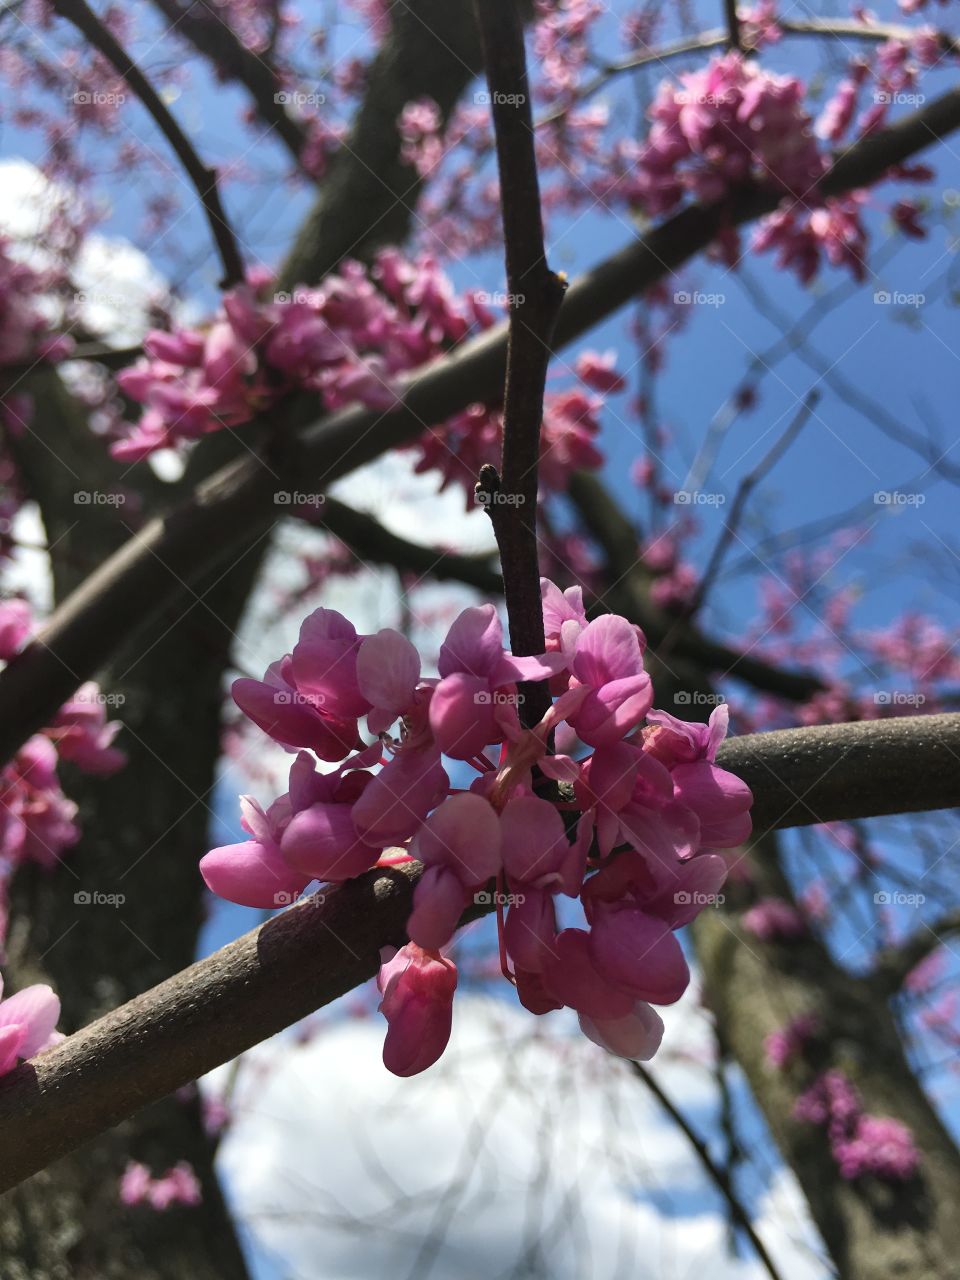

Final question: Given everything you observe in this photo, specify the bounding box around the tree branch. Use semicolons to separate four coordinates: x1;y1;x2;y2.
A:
0;714;958;1191
0;88;957;764
51;0;245;287
474;0;565;727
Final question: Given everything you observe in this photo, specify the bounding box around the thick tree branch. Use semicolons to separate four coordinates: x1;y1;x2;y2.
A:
0;715;958;1191
474;0;565;726
0;89;957;764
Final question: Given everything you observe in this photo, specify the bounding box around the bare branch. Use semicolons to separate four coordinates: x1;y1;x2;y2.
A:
632;1063;782;1280
51;0;245;287
474;0;565;726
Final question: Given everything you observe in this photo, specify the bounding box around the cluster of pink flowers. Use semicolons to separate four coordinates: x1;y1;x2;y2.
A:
795;1070;920;1181
742;895;808;942
0;238;73;432
628;53;824;219
0;971;61;1076
200;579;753;1076
764;1012;819;1070
0;600;125;888
110;253;612;500
119;1160;202;1210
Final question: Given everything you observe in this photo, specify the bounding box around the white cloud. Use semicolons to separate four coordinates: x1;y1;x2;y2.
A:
213;990;828;1280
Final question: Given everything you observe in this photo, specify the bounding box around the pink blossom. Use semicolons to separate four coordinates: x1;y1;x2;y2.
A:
0;598;31;659
742;896;807;941
377;942;457;1076
120;1160;202;1209
0;973;61;1075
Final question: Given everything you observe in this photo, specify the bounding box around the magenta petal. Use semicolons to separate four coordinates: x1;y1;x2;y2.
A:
515;966;564;1015
378;943;457;1077
579;1001;664;1060
232;677;357;761
500;796;568;885
281;803;379;881
572;675;653;746
504;888;557;972
541;929;635;1019
494;651;568;685
672;762;752;822
407;866;469;951
648;853;727;927
0;985;60;1058
437;604;504;678
0;1024;24;1076
413;793;501;884
357;629;420;712
351;749;449;845
428;672;500;759
200;840;307;909
573;615;646;685
589;909;689;1004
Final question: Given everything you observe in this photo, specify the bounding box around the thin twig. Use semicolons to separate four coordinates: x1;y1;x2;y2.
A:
51;0;245;287
474;0;567;729
632;1063;783;1280
687;389;820;619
